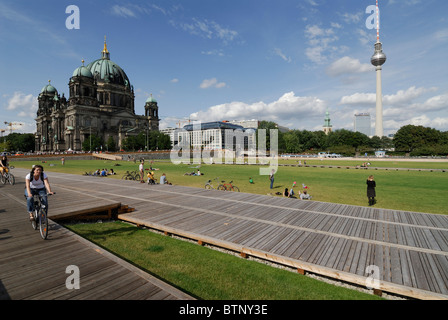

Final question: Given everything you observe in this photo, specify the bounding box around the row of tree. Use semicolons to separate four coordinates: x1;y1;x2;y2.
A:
79;131;172;152
2;124;447;156
258;121;448;156
0;131;172;153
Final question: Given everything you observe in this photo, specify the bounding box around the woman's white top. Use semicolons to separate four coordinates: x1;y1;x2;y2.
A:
26;172;48;189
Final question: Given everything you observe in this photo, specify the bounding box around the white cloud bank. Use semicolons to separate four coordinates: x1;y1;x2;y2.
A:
189;92;327;127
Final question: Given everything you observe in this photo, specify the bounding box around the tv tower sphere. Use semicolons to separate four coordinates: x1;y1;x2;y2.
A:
371;42;387;67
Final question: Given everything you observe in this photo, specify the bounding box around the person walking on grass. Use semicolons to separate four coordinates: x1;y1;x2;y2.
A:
367;175;376;206
269;169;275;189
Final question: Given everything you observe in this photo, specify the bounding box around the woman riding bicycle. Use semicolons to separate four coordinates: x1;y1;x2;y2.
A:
25;165;54;221
0;155;8;177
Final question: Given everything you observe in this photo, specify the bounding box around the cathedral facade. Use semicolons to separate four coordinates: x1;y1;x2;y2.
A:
35;39;159;152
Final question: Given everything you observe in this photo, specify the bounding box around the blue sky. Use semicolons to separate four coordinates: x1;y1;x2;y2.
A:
1;0;447;137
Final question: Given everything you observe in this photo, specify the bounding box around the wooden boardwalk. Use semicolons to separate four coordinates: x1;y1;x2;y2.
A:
0;170;193;300
2;168;448;300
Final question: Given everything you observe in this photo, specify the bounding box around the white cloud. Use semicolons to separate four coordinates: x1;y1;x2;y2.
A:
111;5;137;18
201;49;224;56
189;92;327;126
6;92;38;118
274;48;291;63
410;93;448;112
339;87;448;133
304;24;341;64
386;87;438;106
171;18;239;45
327;56;373;77
433;29;448;42
339;92;375;105
339;86;439;106
340;12;363;24
199;78;226;89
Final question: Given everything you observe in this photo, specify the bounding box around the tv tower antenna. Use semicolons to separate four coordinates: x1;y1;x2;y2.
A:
371;0;386;137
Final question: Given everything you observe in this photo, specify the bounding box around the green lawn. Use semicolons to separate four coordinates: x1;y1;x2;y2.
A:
64;221;382;300
12;156;446;299
11;157;448;214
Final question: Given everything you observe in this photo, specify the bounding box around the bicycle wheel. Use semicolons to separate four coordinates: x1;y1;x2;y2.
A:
231;186;240;192
0;174;5;184
39;207;48;239
7;173;15;185
217;185;226;191
31;208;38;230
205;183;212;190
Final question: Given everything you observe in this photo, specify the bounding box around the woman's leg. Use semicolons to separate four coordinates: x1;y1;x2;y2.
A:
38;188;48;210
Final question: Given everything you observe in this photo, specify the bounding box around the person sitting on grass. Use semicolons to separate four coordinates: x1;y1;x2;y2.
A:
160;173;172;185
299;190;311;200
283;188;295;198
147;171;156;185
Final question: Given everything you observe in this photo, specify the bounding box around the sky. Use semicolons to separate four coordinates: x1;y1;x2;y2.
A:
1;0;447;137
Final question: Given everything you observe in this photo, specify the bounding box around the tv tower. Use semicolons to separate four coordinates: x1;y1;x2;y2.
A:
370;0;386;137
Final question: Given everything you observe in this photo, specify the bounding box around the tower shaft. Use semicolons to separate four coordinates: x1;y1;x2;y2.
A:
375;66;383;137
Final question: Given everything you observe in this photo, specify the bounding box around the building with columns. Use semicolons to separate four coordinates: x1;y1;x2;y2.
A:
35;39;159;152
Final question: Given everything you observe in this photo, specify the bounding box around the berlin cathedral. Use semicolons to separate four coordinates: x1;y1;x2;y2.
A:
35;39;160;152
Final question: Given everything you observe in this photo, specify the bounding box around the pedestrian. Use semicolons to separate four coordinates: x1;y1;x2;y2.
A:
61;157;65;165
367;175;376;206
269;169;275;189
139;160;145;183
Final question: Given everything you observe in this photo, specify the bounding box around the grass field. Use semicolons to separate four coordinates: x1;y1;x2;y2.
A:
64;220;382;300
10;155;446;300
10;156;448;215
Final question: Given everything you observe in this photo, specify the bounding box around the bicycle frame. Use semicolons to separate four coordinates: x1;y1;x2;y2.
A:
30;193;51;239
205;177;220;189
217;181;240;192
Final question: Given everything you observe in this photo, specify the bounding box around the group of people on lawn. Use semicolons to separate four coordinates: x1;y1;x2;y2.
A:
139;160;171;185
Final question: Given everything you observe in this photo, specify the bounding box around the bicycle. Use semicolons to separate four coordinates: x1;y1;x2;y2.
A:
0;166;15;185
121;170;139;180
204;177;220;190
28;193;55;240
217;180;240;192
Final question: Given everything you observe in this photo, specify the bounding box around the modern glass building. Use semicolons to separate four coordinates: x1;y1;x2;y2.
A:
178;121;256;152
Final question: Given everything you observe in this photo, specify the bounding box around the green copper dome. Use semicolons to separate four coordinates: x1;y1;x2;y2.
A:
72;65;93;78
146;95;157;103
87;58;131;87
41;81;57;94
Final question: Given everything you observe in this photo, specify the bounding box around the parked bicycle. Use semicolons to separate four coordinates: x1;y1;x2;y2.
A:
204;177;220;190
217;180;240;192
121;170;139;180
0;166;15;185
28;193;55;240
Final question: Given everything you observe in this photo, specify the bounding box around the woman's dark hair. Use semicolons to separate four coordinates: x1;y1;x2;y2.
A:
30;165;44;180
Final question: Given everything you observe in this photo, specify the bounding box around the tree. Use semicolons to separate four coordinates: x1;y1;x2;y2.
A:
258;121;285;152
82;134;103;152
106;136;116;152
394;125;440;153
3;133;34;152
283;131;302;153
